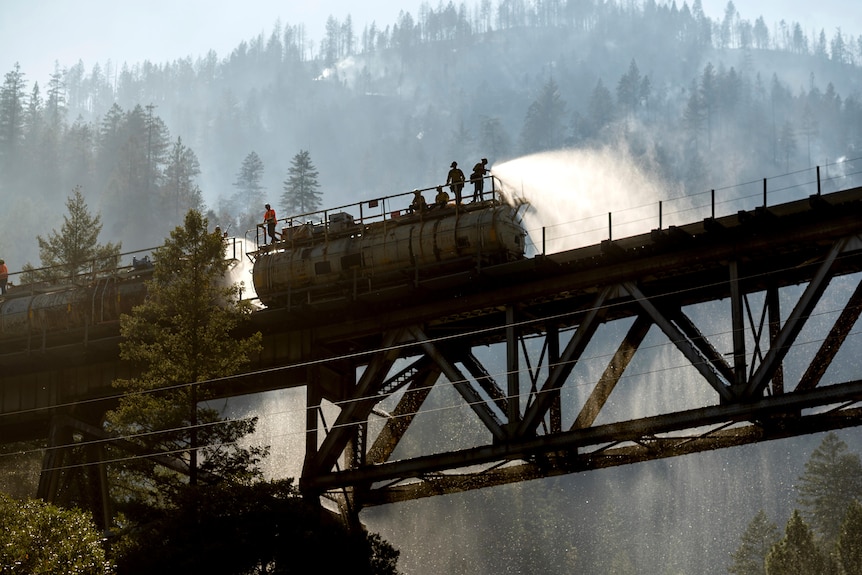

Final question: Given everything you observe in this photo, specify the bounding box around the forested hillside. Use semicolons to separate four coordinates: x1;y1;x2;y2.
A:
1;2;862;573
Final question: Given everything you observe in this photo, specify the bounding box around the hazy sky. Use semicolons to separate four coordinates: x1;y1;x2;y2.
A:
1;0;859;85
0;0;426;83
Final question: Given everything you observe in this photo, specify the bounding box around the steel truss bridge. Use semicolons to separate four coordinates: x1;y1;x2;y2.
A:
2;186;862;526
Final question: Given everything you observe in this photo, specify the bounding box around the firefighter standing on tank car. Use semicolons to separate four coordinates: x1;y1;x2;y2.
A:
471;158;489;202
263;204;278;244
446;161;465;204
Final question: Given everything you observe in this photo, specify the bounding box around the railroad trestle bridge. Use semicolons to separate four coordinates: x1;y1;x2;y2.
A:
2;186;862;525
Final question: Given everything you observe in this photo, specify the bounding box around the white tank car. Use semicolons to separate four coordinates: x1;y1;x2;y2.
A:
251;199;527;308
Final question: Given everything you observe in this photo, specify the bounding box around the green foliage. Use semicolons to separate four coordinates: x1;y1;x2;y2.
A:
232;151;266;211
111;479;400;575
835;500;862;575
281;149;322;215
728;509;780;575
0;492;113;574
23;185;121;283
105;209;263;509
0;63;27;182
160;136;204;227
0;441;42;499
765;510;828;575
796;432;862;543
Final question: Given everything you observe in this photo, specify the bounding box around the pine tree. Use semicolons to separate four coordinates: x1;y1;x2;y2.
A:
232;150;266;214
586;78;615;138
23;185;121;283
281;149;322;215
616;59;642;120
106;210;264;505
520;77;567;153
161;136;203;225
765;510;828;575
0;63;27;188
683;79;706;152
834;500;862;575
728;509;780;575
797;432;862;543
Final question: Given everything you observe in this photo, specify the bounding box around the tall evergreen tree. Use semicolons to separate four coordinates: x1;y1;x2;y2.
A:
796;432;862;543
23;185;121;283
682;78;706;152
520;77;567;152
616;59;642;121
281;149;322;215
585;78;615;138
232;150;266;214
0;63;27;189
728;509;780;575
161;136;203;225
765;510;828;575
143;103;171;202
834;500;862;575
106;209;264;500
97;103;174;244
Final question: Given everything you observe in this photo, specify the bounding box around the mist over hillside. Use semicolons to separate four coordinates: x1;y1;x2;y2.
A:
2;1;862;573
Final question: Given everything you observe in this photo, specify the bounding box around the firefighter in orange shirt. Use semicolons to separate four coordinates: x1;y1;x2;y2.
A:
263;204;278;244
0;259;8;295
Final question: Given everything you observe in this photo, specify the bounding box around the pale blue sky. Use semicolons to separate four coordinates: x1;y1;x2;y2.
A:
0;0;426;83
1;0;858;85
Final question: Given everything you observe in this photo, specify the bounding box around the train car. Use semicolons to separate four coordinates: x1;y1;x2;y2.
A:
250;188;529;309
0;239;259;354
0;258;153;351
0;184;528;349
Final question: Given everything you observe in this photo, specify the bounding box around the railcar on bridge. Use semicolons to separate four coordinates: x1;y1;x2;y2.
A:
248;183;529;309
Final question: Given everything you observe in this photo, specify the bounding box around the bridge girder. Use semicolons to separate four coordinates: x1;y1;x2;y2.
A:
300;215;862;516
4;187;862;526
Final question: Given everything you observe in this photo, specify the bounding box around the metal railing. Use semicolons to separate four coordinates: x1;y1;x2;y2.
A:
520;157;862;256
245;175;503;250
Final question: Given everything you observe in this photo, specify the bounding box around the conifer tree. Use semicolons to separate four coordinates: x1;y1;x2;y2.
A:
0;63;27;188
281;149;322;215
232;150;266;213
616;59;642;120
586;78;615;138
23;185;121;283
764;510;828;575
796;432;862;543
728;509;780;575
106;210;264;506
520;77;567;153
161;136;203;226
834;500;862;575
